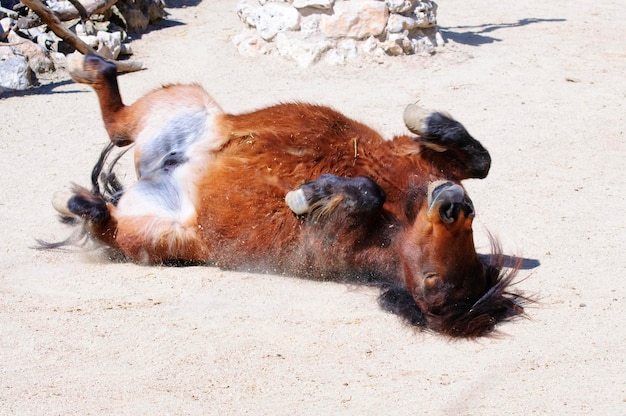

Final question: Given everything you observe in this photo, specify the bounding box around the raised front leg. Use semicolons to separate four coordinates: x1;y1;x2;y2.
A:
286;174;386;219
285;174;397;280
403;105;492;179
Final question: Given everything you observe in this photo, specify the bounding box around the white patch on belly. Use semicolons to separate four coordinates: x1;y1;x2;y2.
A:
115;96;224;227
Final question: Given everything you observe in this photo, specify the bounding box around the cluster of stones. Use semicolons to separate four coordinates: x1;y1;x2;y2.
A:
233;0;443;67
0;0;164;93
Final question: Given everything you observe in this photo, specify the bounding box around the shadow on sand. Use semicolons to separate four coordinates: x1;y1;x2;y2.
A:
440;17;566;46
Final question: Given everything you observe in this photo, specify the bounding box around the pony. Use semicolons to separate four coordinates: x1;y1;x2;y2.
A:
45;54;527;337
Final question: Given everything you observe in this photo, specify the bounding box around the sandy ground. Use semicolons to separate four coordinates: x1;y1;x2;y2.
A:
1;0;625;414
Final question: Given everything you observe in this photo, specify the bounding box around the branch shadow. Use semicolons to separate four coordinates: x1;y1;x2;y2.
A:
440;17;567;46
0;78;85;98
130;17;186;39
164;0;204;8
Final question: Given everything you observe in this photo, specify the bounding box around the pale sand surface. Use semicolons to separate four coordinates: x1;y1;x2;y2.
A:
1;0;624;414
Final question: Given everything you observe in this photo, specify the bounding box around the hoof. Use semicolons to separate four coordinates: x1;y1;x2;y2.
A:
52;190;76;218
285;189;310;215
67;53;115;85
403;104;431;136
66;52;87;82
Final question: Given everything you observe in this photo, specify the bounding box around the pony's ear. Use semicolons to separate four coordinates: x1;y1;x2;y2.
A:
378;284;428;327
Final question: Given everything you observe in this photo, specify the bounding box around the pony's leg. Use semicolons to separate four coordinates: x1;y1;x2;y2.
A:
67;53;137;146
285;174;395;279
55;185;209;263
286;174;386;218
403;105;492;179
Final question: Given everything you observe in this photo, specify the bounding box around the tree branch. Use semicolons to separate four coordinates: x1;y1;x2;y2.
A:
19;0;143;73
18;0;119;29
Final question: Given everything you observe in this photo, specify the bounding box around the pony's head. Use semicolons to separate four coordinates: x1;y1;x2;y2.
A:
389;180;524;337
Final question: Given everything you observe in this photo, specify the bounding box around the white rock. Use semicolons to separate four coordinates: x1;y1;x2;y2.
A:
79;35;100;49
380;40;404;56
360;36;379;54
75;21;97;37
300;14;321;36
322;49;345;65
257;3;300;41
236;0;262;28
233;0;441;65
97;31;122;60
292;0;334;9
0;48;36;91
386;0;414;14
1;17;15;33
6;31;54;73
336;38;358;60
414;1;437;28
320;0;388;39
386;14;417;33
233;32;273;56
275;32;332;67
435;30;444;46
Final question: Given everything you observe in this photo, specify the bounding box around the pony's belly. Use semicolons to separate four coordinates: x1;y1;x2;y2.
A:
112;102;229;262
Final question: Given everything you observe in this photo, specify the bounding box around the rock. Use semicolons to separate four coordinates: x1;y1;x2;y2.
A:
0;17;13;31
233;32;273;56
300;13;321;36
386;0;415;14
336;38;358;59
75;21;97;37
321;37;358;65
236;0;261;28
361;36;379;54
0;47;36;91
97;31;122;60
234;0;442;65
386;13;417;33
6;30;54;73
77;31;123;59
78;34;100;50
292;0;334;9
122;7;150;32
320;0;388;39
275;32;332;67
257;3;300;41
414;1;437;28
116;0;167;32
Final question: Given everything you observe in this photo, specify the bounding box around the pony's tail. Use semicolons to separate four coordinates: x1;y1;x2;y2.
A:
36;143;130;250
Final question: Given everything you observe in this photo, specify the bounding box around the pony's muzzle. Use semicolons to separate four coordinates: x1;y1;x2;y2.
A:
428;181;475;223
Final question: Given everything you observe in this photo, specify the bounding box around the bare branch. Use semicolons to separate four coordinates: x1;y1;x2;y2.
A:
19;0;143;73
18;0;119;29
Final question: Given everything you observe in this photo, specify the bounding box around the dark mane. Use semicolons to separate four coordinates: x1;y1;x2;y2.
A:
378;235;528;338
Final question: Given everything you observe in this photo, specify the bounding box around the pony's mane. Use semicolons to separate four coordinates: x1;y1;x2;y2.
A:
378;235;528;338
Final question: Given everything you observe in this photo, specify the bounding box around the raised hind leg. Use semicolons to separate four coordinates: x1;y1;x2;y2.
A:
68;53;225;154
68;53;136;146
403;105;492;179
54;183;210;264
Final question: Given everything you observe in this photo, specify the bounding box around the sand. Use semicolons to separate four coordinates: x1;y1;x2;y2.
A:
1;0;624;414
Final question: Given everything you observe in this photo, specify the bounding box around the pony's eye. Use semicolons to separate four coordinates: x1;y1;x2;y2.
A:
423;271;437;280
423;272;439;288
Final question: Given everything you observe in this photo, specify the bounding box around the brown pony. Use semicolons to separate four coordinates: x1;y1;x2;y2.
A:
46;54;526;337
